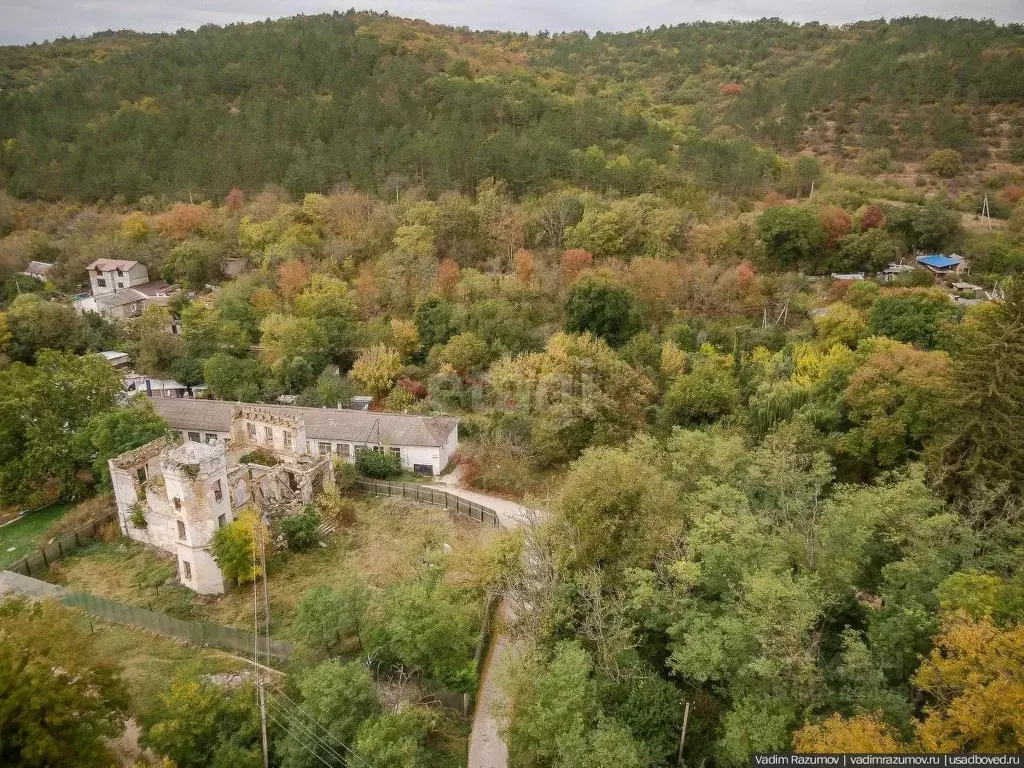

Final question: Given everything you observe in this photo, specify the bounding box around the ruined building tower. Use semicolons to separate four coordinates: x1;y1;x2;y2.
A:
161;441;234;594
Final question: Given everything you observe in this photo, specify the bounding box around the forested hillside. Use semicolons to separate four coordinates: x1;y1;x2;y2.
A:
3;11;1024;768
1;14;1022;201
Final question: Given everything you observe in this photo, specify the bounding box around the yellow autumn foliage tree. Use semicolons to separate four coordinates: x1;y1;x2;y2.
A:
793;714;904;754
914;616;1024;752
350;344;402;398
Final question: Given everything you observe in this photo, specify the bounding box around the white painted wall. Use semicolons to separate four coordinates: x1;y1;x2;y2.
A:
90;263;149;295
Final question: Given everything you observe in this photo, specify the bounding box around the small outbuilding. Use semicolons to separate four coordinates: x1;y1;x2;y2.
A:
917;253;968;276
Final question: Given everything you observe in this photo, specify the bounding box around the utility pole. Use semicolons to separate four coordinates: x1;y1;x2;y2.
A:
253;526;269;768
982;194;992;231
677;701;691;767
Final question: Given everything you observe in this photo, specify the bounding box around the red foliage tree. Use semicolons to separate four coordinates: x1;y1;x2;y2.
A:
397;377;428;399
859;204;887;231
436;258;461;298
735;260;757;296
827;279;855;302
819;205;854;247
719;83;743;95
561;248;593;286
224;188;245;212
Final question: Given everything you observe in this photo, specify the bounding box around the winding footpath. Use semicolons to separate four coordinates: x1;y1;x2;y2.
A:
437;469;537;768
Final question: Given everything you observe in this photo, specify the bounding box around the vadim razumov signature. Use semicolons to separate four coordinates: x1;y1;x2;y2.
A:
753;756;1023;767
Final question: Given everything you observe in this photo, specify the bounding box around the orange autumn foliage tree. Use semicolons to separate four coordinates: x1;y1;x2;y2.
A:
436;257;461;298
513;248;535;286
794;714;904;754
156;203;208;239
354;265;379;317
914;616;1024;752
819;205;854;247
999;185;1024;207
561;248;593;286
277;260;310;302
249;287;278;316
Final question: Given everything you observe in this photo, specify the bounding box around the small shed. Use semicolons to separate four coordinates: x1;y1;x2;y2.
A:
97;350;132;368
23;261;55;281
917;254;967;275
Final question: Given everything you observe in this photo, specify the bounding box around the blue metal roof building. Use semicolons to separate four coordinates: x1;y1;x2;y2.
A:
916;254;963;269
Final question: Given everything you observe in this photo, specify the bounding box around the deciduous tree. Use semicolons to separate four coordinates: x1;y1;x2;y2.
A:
350;344;402;398
0;598;128;768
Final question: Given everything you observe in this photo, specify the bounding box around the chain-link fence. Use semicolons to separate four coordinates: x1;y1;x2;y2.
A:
5;511;118;577
357;479;501;528
0;569;294;659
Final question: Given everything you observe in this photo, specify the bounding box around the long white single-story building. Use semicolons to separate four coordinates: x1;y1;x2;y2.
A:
148;398;459;476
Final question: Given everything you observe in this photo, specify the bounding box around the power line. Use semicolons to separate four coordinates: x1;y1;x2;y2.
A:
252;525;269;768
259;525;271;768
266;684;374;768
264;696;351;766
265;710;336;768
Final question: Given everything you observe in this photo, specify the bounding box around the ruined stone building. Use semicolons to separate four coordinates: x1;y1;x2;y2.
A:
109;406;333;594
149;397;459;476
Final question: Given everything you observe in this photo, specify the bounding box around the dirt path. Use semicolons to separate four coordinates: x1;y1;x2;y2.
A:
468;603;512;768
438;470;541;768
436;467;536;529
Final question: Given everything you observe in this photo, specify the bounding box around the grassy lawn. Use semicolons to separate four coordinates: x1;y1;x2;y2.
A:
0;502;72;568
48;496;499;639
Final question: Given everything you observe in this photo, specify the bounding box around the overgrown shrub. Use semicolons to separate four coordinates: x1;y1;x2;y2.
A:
457;439;532;496
128;501;148;529
355;450;402;479
239;448;280;466
332;459;358;491
314;483;358;528
44;494;116;539
278;508;321;551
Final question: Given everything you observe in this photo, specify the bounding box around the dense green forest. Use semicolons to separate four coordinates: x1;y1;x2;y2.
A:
3;11;1024;768
1;14;1023;201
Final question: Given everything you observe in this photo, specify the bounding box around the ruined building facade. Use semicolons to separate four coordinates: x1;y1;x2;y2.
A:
109;406;333;594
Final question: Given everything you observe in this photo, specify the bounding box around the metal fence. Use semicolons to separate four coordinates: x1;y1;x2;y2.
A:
357;479;502;528
0;569;294;660
61;591;295;659
5;511;118;577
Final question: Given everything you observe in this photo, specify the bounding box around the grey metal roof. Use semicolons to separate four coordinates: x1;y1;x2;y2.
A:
94;288;147;308
149;398;457;448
